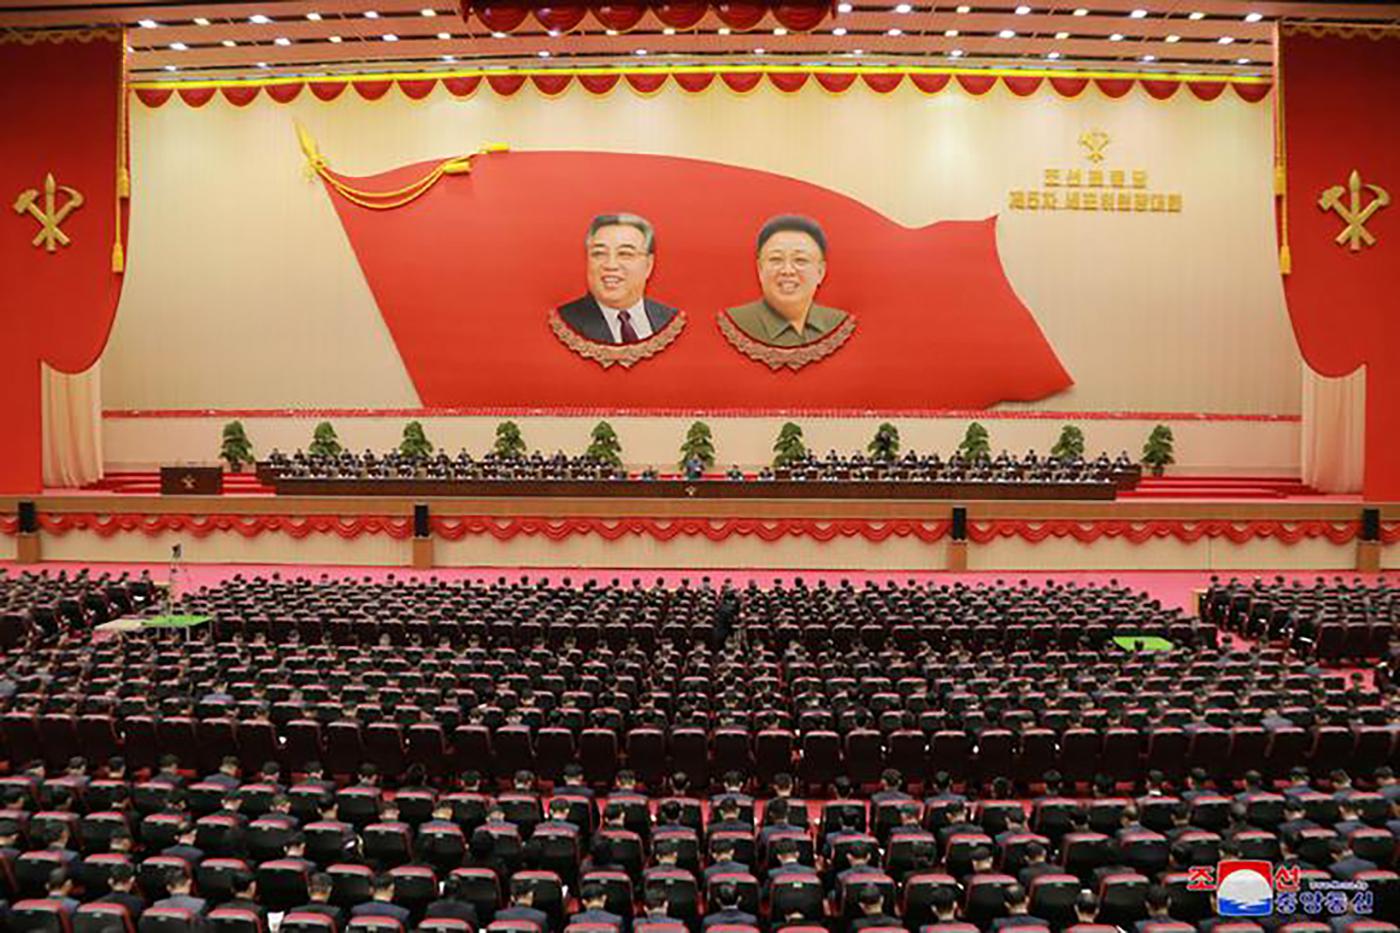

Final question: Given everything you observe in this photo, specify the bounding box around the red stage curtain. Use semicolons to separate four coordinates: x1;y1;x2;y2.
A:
654;1;708;28
1281;25;1400;499
0;32;127;493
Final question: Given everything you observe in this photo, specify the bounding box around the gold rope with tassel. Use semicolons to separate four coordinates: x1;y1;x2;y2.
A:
297;123;508;210
112;29;128;273
1274;20;1291;275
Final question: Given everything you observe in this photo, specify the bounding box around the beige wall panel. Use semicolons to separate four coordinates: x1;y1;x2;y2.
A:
103;413;1299;474
104;83;1300;416
36;528;411;566
1382;543;1400;570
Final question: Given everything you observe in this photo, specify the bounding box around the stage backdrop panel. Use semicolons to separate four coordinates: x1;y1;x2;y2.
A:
103;77;1299;419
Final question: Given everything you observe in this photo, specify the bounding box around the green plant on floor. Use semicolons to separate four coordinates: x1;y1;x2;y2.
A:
867;422;901;461
1051;424;1085;461
309;421;342;458
772;422;808;468
958;421;991;461
585;421;623;467
679;421;716;470
1142;424;1175;476
493;420;527;459
220;421;254;472
400;421;434;458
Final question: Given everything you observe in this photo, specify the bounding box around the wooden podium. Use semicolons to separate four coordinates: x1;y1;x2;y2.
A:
160;466;223;496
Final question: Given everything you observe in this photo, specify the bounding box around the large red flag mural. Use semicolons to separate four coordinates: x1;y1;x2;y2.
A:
1281;25;1400;500
313;145;1072;412
0;32;127;494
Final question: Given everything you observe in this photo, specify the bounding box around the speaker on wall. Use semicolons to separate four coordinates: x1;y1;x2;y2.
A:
18;501;37;534
1362;507;1381;542
413;504;430;539
951;507;968;542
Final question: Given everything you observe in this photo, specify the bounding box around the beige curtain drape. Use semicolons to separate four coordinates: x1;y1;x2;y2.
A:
42;362;104;488
1300;363;1365;494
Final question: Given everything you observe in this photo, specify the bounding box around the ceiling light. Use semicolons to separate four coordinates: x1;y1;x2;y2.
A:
222;39;237;46
773;26;787;34
192;17;209;26
837;2;853;11
887;27;902;35
1073;7;1088;16
327;35;341;42
956;4;971;11
163;64;177;71
1046;50;1060;59
1218;35;1234;44
605;28;619;35
1244;11;1262;22
1141;53;1156;61
634;47;647;54
1165;33;1179;42
256;61;268;68
363;10;380;18
753;46;765;53
1188;11;1205;20
169;41;187;50
248;14;270;24
895;3;913;12
944;28;958;36
998;28;1015;38
1015;4;1031;14
491;31;507;37
1054;30;1068;38
306;12;322;21
1129;8;1147;18
547;28;560;35
137;18;159;28
274;36;291;45
1109;32;1123;40
438;31;451;39
421;7;437;15
949;47;964;56
718;26;731;34
1236;57;1250;64
833;26;848;35
851;47;864;54
538;49;550;57
382;33;398;41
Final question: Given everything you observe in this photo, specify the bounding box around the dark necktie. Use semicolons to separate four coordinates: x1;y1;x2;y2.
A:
617;309;640;344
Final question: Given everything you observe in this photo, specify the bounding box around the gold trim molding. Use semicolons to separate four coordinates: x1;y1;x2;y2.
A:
718;311;857;371
548;308;687;369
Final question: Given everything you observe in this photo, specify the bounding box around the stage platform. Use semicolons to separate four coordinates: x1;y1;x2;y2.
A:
2;474;1395;572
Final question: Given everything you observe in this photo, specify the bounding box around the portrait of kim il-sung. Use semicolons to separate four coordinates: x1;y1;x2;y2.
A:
556;212;681;345
726;214;850;348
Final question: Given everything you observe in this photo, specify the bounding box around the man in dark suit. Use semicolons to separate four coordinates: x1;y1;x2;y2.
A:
290;873;345;931
424;875;481;928
349;874;412;927
701;883;757;931
568;882;626;933
95;863;147;921
847;885;898;933
557;214;679;345
221;873;268;928
494;883;551;933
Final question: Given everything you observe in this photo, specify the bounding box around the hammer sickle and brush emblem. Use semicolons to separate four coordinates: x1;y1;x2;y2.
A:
12;173;85;253
1318;169;1390;252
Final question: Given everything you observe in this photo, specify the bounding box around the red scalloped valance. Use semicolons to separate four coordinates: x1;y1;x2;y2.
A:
133;72;1272;109
459;0;831;31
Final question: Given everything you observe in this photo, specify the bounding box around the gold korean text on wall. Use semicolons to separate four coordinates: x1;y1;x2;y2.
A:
1007;129;1183;215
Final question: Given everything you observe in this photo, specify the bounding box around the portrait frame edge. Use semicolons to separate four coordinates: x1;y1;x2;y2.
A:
717;309;857;371
548;306;687;368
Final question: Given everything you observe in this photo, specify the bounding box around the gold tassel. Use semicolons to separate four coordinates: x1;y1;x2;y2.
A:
118;166;130;199
112;240;125;273
1279;244;1291;275
1274;164;1285;196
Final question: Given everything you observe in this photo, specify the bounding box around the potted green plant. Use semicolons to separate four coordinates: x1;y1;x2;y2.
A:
1142;424;1175;476
220;421;254;472
308;421;342;457
493;420;527;459
958;421;991;461
867;422;901;462
585;420;623;467
1051;424;1085;461
400;420;434;458
679;421;716;471
772;422;808;468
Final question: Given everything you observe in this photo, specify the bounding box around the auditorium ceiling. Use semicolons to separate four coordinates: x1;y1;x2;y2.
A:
2;1;1397;82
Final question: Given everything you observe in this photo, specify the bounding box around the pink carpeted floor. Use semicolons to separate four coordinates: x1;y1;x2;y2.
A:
2;561;1391;614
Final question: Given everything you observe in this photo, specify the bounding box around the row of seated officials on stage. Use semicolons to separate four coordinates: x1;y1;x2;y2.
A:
258;449;1136;487
1202;577;1400;666
0;749;1395;933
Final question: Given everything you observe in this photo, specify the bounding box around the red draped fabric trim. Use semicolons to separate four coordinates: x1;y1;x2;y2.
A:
221;86;260;107
967;520;1364;546
266;83;303;104
1094;78;1134;99
861;73;903;94
29;514;415;540
673;72;714;93
178;86;218;107
909;73;950;94
1049;76;1089;98
814;72;857;93
442;75;482;97
310;81;347;101
533;4;588;31
625;72;669;93
593;2;648;30
956;73;997;96
768;71;809;93
1139;79;1179;101
134;87;172;108
431;516;955;543
579;73;622;93
474;0;532;32
0;517;17;535
531;73;573;96
1233;82;1272;103
720;71;763;93
102;407;1303;421
1002;75;1043;97
487;73;528;95
654;0;708;28
353;79;393;101
397;79;437;100
713;1;767;30
1187;80;1226;101
771;2;828;31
